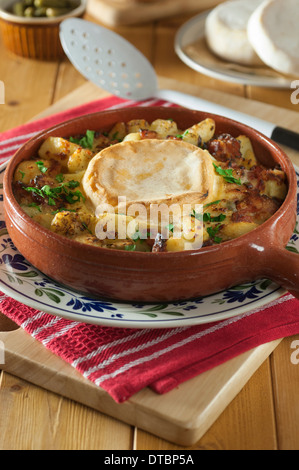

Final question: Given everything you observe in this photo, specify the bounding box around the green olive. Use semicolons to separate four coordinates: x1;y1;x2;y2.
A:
33;7;47;16
12;2;25;16
46;6;72;16
24;6;34;16
34;0;70;8
10;0;79;18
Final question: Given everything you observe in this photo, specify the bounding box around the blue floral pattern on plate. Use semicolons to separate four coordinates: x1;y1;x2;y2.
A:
0;164;298;328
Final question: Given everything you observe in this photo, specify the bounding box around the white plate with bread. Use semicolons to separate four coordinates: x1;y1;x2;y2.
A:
175;0;297;88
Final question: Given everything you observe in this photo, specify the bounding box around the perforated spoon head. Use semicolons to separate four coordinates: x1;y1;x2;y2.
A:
59;18;158;100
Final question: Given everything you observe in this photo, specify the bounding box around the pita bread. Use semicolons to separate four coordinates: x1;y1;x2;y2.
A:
205;0;264;66
82;139;220;215
248;0;299;76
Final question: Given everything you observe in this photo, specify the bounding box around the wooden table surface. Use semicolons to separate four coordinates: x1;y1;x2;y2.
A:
1;8;299;451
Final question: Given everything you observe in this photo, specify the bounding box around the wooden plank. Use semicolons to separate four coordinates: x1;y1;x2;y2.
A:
87;0;225;26
246;86;299;113
0;372;133;450
109;23;155;62
135;359;278;450
0;320;281;447
0;33;59;133
271;336;299;450
52;61;87;104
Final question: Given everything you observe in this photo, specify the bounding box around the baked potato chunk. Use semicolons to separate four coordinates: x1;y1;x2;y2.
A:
38;137;80;169
183;118;216;146
150;118;178;138
14;159;46;185
237;135;258;168
51;211;97;237
67;147;94;173
221;221;259;241
127;119;150;134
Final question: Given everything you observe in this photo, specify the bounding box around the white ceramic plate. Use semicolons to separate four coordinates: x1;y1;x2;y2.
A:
175;11;294;89
1;163;298;329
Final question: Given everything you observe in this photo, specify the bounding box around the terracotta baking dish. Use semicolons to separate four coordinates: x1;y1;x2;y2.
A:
3;106;299;302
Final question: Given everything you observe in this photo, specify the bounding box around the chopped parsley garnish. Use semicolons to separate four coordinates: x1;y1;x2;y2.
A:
132;231;142;241
82;222;92;234
69;129;95;150
191;209;203;222
176;130;189;139
66;180;80;189
207;225;222;243
19;170;25;180
165;223;174;233
55;173;64;183
125;244;136;251
51;207;77;215
204;213;226;223
36;161;48;174
24;180;85;207
191;210;226;224
204;200;221;209
27;202;42;212
213;163;242;185
40;185;57;205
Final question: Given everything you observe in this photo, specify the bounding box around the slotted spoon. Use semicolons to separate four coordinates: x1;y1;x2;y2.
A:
59;18;299;150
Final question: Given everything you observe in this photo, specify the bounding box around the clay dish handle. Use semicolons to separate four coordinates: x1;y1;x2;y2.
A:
251;244;299;300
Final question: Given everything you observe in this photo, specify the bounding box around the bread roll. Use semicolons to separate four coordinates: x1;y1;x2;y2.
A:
248;0;299;76
83;139;221;215
205;0;264;66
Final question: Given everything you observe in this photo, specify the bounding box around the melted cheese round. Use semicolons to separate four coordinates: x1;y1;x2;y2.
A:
248;0;299;76
82;139;221;214
205;0;264;66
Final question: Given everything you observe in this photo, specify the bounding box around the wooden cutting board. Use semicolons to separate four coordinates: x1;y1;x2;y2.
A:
0;315;281;447
87;0;225;26
1;76;299;447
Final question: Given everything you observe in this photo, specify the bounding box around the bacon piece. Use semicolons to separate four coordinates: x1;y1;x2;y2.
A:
232;191;280;224
139;129;158;139
207;133;242;163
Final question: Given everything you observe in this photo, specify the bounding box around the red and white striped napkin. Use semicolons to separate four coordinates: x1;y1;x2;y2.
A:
1;95;299;403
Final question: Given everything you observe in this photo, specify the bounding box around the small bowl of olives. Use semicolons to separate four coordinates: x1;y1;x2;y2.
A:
0;0;86;60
